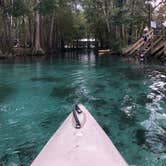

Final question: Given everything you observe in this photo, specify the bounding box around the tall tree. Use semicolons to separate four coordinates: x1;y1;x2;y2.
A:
33;0;44;54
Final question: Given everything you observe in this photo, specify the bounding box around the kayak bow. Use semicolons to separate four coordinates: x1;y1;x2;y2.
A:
31;104;128;166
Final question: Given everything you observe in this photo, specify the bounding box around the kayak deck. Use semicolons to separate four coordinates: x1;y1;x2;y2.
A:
31;104;128;166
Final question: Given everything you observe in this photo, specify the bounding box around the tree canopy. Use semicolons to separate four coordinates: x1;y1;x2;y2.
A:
0;0;165;54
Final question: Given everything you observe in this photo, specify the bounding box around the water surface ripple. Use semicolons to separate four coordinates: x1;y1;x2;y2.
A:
0;52;166;166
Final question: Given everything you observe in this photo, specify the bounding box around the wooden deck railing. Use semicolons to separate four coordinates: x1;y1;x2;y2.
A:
152;35;163;47
155;46;165;58
151;41;164;55
151;41;165;57
128;30;154;56
123;30;154;56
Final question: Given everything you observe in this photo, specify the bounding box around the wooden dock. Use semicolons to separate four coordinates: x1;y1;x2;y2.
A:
98;49;112;55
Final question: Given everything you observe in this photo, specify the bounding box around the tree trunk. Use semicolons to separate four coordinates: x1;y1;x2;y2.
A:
128;23;133;44
33;0;44;54
4;13;12;54
102;5;111;34
28;16;33;48
49;12;55;50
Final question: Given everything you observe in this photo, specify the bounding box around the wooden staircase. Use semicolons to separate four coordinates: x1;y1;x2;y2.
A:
152;41;166;59
123;30;166;61
140;35;163;58
123;30;153;56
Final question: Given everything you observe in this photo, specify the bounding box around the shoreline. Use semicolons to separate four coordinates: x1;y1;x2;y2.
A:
0;51;165;66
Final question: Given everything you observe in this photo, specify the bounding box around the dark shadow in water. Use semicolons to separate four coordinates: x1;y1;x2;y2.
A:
50;86;77;98
135;129;146;146
0;153;10;166
39;112;66;130
129;83;140;88
135;128;166;154
0;84;16;103
110;81;121;89
89;98;108;109
15;141;38;165
30;76;62;83
94;84;106;94
66;95;89;104
118;113;136;130
101;123;110;135
50;85;90;105
136;93;150;106
146;133;166;154
0;141;38;166
123;69;145;81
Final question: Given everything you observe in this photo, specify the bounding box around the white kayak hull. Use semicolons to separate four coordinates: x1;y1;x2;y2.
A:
31;104;128;166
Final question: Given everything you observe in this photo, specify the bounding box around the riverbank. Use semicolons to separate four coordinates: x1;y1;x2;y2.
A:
0;49;165;67
0;47;89;58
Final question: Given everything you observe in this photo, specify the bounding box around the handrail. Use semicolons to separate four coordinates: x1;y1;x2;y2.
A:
151;41;165;55
128;30;154;55
124;38;143;54
124;30;153;55
154;46;165;58
152;36;163;47
140;36;163;57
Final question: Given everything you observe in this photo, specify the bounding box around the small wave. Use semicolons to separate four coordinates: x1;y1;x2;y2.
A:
141;111;166;153
121;106;134;117
146;71;166;113
0;105;8;112
141;70;166;153
150;82;166;92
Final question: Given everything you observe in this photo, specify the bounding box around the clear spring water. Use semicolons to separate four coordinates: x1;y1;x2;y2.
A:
0;51;166;166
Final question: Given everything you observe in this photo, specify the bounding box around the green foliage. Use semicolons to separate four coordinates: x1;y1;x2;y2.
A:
38;0;57;15
72;11;87;39
9;0;29;17
56;6;74;41
82;0;151;50
0;0;164;53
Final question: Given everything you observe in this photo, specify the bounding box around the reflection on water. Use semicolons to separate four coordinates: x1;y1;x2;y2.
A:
0;51;166;166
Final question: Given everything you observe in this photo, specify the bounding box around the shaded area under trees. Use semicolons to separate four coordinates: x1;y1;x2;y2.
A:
0;0;165;55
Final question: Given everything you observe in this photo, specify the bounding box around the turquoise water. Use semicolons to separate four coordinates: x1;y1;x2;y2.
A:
0;51;166;166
